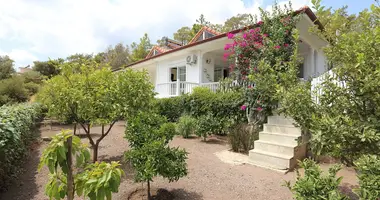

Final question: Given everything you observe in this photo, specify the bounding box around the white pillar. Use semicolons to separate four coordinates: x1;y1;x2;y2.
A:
176;78;181;96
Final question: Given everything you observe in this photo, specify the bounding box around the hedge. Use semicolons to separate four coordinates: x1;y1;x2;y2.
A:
155;87;246;124
0;103;43;191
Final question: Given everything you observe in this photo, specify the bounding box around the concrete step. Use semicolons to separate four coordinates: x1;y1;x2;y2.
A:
259;132;301;146
267;115;296;126
248;149;296;170
254;140;297;157
263;124;302;135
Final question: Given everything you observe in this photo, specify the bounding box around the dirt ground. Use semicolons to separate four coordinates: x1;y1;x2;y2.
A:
0;122;359;200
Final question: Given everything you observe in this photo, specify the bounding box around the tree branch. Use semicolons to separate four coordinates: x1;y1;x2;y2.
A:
79;123;95;147
96;121;117;145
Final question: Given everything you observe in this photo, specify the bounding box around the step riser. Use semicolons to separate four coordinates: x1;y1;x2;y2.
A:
259;132;300;146
264;124;301;135
254;141;295;156
249;151;296;170
267;116;296;125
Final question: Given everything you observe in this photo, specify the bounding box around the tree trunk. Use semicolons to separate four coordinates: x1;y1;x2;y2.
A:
92;143;99;162
147;180;151;200
73;123;77;136
66;137;74;200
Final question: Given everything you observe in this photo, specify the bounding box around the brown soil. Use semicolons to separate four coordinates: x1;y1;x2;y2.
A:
0;122;359;200
128;188;174;200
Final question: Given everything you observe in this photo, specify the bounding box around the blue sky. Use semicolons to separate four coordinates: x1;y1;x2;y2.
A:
0;0;376;69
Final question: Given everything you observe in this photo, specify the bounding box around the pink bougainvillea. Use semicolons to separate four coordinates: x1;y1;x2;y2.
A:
227;32;235;39
241;105;247;111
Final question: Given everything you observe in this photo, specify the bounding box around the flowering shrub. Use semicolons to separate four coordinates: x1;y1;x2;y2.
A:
224;3;301;125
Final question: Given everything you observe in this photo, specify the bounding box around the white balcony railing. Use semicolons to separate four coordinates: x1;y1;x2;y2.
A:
311;69;346;104
155;80;220;98
200;82;220;93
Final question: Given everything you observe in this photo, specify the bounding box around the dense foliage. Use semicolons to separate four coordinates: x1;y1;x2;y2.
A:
0;55;15;80
156;87;245;141
0;103;43;190
284;159;348;200
156;87;245;124
155;96;184;122
38;59;155;162
176;115;197;138
354;155;380;199
125;112;187;199
39;131;124;200
282;1;380;165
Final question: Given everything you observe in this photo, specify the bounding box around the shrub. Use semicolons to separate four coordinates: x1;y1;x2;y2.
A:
0;103;43;190
0;76;28;105
176;115;197;138
228;123;258;153
155;96;184;122
155;88;246;126
24;82;40;96
354;155;380;199
284;159;348;200
195;114;215;141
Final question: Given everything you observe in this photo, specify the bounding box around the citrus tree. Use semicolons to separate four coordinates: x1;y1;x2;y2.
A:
306;1;380;165
39;131;124;200
124;112;188;199
38;59;155;161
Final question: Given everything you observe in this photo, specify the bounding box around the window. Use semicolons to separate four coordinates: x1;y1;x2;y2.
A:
153;50;160;56
170;66;186;82
205;31;215;39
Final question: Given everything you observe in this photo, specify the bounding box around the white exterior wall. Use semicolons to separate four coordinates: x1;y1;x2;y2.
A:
297;14;329;79
155;55;200;83
201;54;215;83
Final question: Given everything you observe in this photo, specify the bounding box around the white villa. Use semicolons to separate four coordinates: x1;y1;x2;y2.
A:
115;6;328;99
115;6;330;171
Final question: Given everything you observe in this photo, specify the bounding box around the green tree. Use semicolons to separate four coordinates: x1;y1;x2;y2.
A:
38;59;155;162
33;59;63;78
222;14;252;32
130;33;152;62
99;42;130;70
173;27;192;45
307;1;380;165
125;112;188;199
39;131;124;200
0;76;28;105
0;55;15;80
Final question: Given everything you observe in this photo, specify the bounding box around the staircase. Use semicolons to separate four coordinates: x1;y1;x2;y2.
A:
248;114;307;171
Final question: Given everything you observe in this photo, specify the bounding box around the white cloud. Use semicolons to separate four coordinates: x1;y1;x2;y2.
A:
0;0;310;68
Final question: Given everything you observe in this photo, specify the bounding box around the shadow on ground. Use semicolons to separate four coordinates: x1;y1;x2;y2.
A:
0;139;41;200
128;187;203;200
204;138;227;145
339;183;359;200
171;188;203;200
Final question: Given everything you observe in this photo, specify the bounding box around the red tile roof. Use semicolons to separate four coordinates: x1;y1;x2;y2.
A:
188;26;222;44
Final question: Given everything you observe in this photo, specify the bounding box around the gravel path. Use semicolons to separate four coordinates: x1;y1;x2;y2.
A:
0;122;358;200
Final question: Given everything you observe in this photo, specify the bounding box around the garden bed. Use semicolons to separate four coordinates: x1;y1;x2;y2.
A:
0;123;359;200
